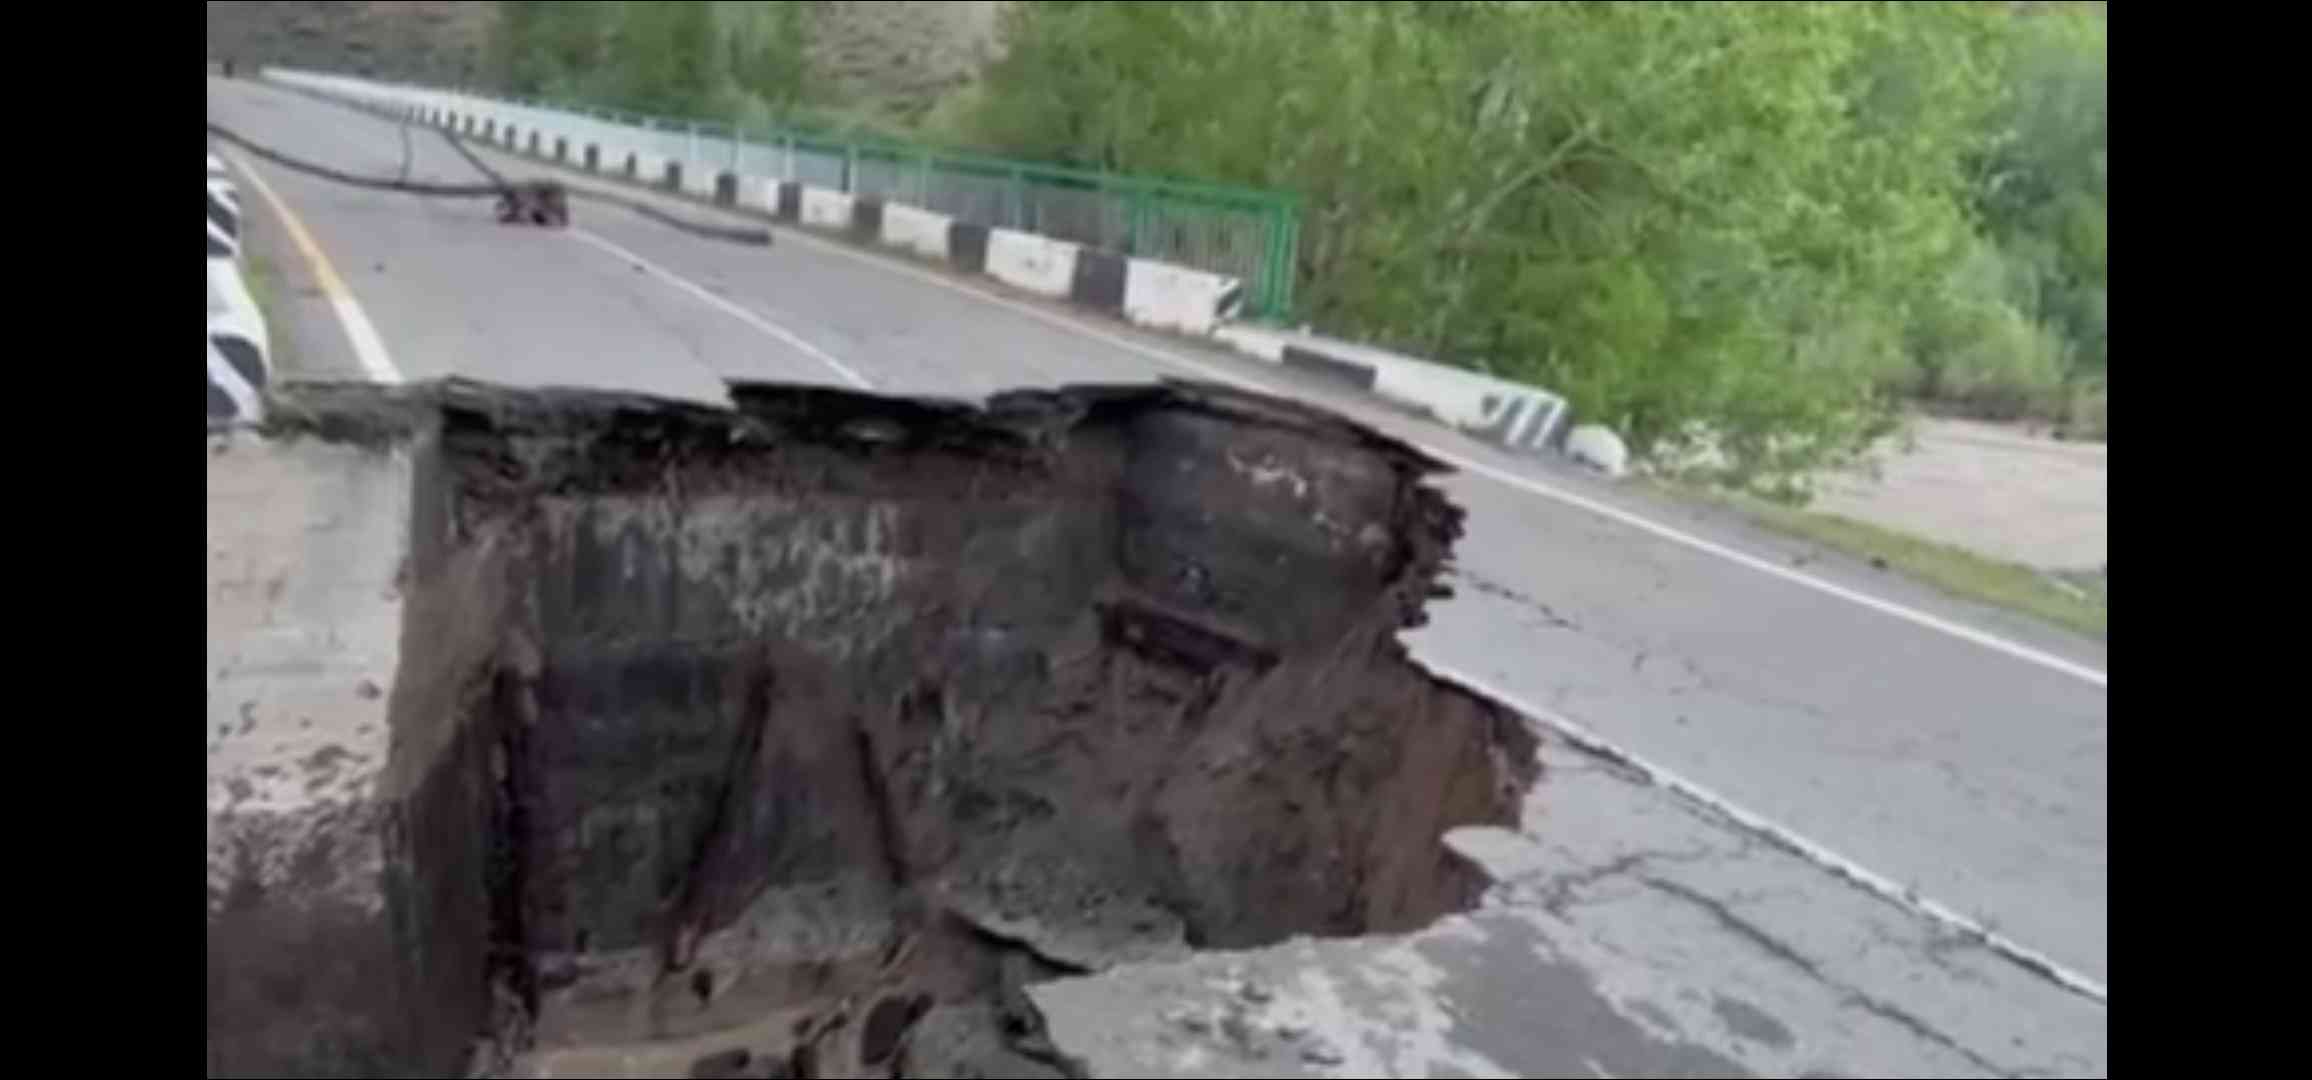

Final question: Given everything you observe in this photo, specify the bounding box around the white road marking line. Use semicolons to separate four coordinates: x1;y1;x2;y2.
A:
235;87;2111;1011
770;224;2108;689
1430;452;2110;689
1431;660;2111;1004
785;215;2119;995
569;228;874;391
219;149;403;385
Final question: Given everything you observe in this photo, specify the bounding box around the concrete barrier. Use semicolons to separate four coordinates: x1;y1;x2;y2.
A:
1372;353;1569;454
252;67;1594;466
1204;325;1571;458
682;161;721;199
1123;260;1244;337
731;175;773;216
207;153;269;428
799;185;854;230
986;228;1079;299
207;434;495;1077
879;202;953;262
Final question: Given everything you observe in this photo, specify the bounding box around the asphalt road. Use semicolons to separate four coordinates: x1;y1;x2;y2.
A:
210;77;2108;1072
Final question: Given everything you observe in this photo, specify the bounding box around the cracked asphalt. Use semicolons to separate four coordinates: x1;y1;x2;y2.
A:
1036;738;2104;1078
211;76;2108;1077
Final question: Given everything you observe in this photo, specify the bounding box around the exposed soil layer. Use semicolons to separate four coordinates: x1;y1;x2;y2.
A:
246;379;1538;1078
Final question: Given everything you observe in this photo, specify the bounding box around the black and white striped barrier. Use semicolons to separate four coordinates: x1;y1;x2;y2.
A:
264;70;1253;340
751;181;1246;336
208;153;270;428
1209;325;1576;459
264;70;1616;466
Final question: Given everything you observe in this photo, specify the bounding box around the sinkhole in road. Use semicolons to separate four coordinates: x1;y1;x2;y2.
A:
256;379;1537;1078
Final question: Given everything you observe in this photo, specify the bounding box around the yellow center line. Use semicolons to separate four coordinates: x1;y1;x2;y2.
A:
219;148;403;385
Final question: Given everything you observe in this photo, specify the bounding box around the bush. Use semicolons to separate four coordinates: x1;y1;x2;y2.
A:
2056;376;2108;442
487;2;2111;470
961;2;2056;485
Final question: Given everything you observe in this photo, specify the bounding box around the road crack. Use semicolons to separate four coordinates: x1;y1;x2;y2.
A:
1450;569;1578;631
1498;841;1721;915
1642;876;2020;1078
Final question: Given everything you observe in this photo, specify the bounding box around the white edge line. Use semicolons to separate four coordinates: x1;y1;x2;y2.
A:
1429;660;2110;1005
251;82;2111;1017
258;88;2106;690
1429;452;2107;688
270;82;2110;1002
219;149;404;386
770;222;2108;689
569;228;874;391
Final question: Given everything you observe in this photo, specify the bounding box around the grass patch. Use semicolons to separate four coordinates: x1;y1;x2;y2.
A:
237;250;296;376
1657;481;2108;641
241;250;279;315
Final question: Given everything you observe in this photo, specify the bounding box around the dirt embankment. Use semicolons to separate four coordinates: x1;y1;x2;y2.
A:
804;1;1012;122
205;1;496;85
218;379;1537;1078
203;1;1013;122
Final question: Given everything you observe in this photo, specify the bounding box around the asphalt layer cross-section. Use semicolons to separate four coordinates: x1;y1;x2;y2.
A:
209;75;2108;1077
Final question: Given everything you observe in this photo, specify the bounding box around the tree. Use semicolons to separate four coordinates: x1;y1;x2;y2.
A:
969;2;2036;485
488;1;608;97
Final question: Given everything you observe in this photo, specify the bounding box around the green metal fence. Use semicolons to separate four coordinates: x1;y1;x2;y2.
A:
502;95;1301;320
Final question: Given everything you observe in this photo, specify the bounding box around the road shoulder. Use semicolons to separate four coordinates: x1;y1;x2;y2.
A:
1033;726;2107;1079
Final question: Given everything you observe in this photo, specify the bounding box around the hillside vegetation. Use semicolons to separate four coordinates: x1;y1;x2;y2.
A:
490;2;2110;490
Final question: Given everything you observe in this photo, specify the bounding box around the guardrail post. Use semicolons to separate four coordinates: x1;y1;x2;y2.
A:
1266;204;1300;320
1127;184;1150;257
292;72;1306;320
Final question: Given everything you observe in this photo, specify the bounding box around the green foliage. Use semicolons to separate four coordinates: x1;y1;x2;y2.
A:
485;1;2111;482
487;1;811;123
712;0;811;126
1977;5;2108;380
967;2;2057;481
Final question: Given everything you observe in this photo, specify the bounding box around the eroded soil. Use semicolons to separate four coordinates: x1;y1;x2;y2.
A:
241;379;1539;1079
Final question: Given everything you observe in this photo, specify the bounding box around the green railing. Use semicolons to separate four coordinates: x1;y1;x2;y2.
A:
503;95;1301;320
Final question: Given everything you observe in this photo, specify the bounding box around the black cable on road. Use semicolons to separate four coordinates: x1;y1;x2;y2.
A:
204;120;774;248
205;122;501;197
419;120;773;248
429;119;507;187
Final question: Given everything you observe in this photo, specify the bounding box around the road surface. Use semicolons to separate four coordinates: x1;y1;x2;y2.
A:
208;77;2108;1077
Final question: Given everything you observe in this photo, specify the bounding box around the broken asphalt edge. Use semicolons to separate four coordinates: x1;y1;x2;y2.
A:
1417;659;2110;1007
212;375;1537;1077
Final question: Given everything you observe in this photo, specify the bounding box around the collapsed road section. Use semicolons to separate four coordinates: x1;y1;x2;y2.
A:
206;378;1539;1078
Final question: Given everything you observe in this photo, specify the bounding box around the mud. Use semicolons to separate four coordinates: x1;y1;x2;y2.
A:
233;378;1538;1079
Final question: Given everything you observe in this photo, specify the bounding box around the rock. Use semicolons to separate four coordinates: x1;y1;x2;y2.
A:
1219;1011;1261;1056
861;993;932;1065
1238;980;1273;1005
1301;1040;1346;1066
1162;1004;1207;1031
687;1047;754;1078
1566;424;1630;478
